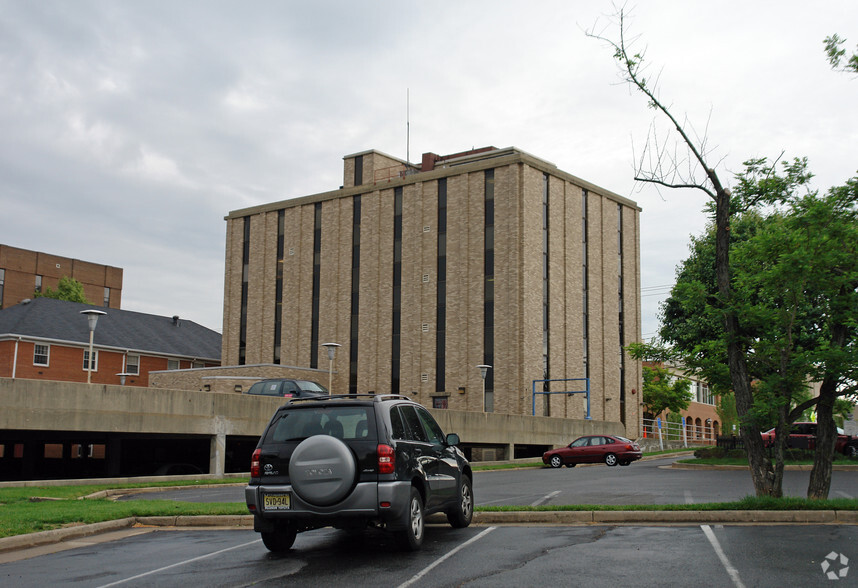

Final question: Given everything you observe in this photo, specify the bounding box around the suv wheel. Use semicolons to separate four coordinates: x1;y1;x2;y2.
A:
446;475;473;528
261;526;297;553
396;487;425;551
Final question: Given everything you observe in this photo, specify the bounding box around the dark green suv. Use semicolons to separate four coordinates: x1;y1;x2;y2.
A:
245;394;473;552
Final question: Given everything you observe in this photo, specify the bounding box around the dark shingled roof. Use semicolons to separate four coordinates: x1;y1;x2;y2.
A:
0;297;221;360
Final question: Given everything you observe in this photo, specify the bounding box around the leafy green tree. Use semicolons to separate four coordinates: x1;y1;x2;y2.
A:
640;364;692;419
36;276;90;304
661;160;858;498
716;393;739;437
587;10;768;495
824;34;858;74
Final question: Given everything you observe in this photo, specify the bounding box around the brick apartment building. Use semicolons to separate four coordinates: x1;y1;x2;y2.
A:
0;297;221;386
223;147;643;434
0;244;123;310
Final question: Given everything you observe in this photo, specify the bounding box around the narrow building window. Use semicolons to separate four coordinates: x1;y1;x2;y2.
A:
484;169;495;412
274;209;285;364
618;204;626;424
0;268;5;309
354;154;363;186
436;179;447;393
391;187;403;394
35;275;42;294
310;203;322;369
239;217;250;365
349;195;361;395
542;173;551;416
103;287;111;307
582;191;589;379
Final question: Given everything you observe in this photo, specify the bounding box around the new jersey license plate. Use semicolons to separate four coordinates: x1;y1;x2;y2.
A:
262;493;291;510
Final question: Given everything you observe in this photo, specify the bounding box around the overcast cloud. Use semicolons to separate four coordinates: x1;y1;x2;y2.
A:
1;1;856;339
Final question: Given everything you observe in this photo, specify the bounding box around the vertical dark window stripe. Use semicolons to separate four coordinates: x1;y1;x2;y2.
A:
350;196;361;395
618;204;626;423
436;179;447;392
391;187;403;394
239;216;251;365
274;210;285;364
354;154;363;186
310;202;322;368
582;190;589;379
542;173;550;415
484;169;495;411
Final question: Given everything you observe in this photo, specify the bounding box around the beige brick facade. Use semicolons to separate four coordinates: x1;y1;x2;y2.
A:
224;147;642;435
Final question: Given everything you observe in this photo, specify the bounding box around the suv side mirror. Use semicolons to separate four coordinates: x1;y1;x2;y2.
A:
446;433;460;446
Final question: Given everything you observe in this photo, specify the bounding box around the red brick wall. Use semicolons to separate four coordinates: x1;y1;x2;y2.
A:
0;245;123;309
0;340;215;386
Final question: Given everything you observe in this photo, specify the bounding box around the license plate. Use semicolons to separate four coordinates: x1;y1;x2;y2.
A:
263;493;291;510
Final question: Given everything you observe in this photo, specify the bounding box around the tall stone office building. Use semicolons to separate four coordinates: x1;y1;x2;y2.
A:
223;147;642;434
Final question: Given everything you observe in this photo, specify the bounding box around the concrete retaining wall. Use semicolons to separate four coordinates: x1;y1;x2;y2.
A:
0;378;629;471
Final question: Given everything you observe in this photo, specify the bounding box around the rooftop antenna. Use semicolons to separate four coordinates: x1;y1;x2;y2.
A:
406;88;410;165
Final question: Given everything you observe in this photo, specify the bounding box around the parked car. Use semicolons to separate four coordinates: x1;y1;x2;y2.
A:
245;394;473;552
760;422;858;457
543;435;642;468
244;379;329;399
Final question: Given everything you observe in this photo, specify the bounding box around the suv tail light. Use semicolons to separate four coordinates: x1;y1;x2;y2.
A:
250;448;261;477
377;444;395;474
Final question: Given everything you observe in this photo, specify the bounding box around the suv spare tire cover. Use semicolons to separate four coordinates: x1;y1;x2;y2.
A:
289;435;357;506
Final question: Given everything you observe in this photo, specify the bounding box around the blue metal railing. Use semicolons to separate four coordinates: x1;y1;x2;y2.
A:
531;378;590;419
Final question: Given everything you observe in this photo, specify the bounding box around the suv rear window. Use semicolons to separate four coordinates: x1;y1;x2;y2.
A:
263;406;374;443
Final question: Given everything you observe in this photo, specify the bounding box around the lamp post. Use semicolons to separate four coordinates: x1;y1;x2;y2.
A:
477;364;492;412
80;309;107;384
321;343;341;394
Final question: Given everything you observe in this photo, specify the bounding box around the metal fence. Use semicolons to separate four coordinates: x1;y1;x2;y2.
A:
640;416;717;449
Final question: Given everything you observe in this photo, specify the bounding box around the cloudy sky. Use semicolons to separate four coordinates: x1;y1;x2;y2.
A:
2;2;856;338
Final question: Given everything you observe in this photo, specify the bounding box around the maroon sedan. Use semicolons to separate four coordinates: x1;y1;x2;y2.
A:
543;435;642;468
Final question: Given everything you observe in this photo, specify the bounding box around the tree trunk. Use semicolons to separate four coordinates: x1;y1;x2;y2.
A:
714;185;777;496
808;387;837;499
808;317;847;499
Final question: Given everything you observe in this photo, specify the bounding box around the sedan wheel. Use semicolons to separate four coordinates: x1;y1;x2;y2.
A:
604;453;618;467
549;455;563;468
847;444;858;458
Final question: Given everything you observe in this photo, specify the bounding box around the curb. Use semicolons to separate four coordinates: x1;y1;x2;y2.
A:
3;510;857;554
670;462;858;471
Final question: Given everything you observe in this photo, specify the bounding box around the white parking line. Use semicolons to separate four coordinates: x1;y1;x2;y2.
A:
531;490;561;507
397;527;497;588
835;490;853;499
701;525;745;588
95;538;261;587
684;490;694;504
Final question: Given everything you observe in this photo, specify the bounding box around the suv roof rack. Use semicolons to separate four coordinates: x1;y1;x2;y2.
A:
286;393;412;404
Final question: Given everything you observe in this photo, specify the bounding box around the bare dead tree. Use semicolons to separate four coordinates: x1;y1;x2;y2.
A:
586;7;780;496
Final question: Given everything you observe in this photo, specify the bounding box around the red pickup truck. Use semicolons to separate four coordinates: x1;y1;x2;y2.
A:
761;422;858;457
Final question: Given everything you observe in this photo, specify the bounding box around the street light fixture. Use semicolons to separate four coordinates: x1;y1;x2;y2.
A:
321;343;341;394
80;309;107;384
477;364;492;412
